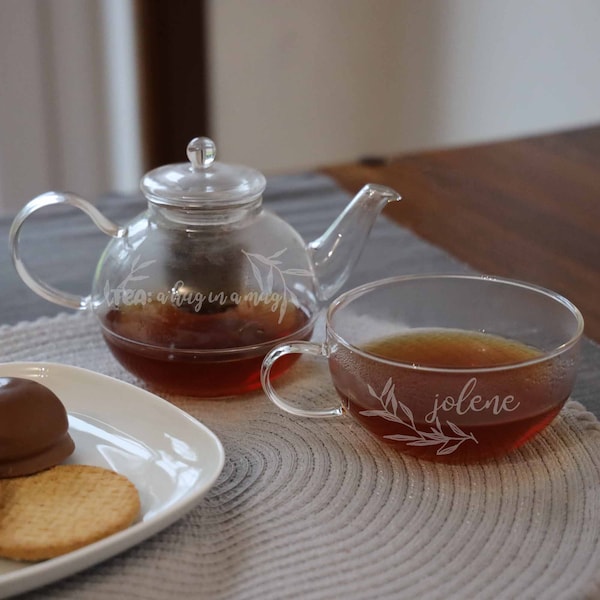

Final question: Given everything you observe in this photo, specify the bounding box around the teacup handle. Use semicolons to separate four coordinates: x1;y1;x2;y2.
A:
9;191;127;310
261;341;344;418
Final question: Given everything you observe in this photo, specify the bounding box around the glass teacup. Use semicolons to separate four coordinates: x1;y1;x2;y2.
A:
261;275;584;462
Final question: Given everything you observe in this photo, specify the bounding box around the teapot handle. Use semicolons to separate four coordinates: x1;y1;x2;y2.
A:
9;191;127;311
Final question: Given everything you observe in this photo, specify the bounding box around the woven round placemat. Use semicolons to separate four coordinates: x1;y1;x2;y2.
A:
2;312;600;600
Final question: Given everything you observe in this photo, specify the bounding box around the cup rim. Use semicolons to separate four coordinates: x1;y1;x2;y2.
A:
326;274;585;373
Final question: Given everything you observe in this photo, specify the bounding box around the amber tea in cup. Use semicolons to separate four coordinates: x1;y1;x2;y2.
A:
261;275;583;462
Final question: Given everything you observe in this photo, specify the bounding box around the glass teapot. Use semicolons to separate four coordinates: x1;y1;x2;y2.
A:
10;137;401;397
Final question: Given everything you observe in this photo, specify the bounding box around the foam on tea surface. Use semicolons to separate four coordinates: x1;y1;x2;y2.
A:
363;328;543;368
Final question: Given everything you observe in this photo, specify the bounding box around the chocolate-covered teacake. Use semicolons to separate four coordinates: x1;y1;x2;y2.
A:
0;377;75;477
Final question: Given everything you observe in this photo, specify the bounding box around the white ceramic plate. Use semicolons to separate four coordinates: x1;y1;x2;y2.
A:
0;362;225;599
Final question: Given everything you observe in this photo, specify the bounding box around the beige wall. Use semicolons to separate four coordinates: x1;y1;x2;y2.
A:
207;0;400;173
1;0;600;214
208;0;600;173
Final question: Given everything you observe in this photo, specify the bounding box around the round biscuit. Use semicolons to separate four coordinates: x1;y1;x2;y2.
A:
0;464;140;561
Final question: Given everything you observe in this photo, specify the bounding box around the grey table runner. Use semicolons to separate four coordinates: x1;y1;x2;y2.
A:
1;173;600;599
2;172;599;416
1;172;470;326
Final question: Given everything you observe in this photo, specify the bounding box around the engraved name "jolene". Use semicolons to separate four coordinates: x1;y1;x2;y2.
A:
424;377;520;424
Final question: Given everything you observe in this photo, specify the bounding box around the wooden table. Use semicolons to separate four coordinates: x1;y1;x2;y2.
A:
323;125;600;343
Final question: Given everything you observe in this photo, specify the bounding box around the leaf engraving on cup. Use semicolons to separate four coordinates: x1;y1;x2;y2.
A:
242;249;313;324
361;378;478;455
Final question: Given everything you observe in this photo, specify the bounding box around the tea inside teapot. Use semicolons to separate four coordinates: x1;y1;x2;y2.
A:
102;294;313;397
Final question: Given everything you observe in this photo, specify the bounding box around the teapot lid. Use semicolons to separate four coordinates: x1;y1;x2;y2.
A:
141;137;266;208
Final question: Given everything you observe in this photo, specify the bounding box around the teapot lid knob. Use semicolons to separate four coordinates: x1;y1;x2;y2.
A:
187;137;216;169
141;135;265;207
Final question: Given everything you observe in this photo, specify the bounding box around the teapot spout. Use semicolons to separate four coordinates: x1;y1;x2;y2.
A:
308;183;402;301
